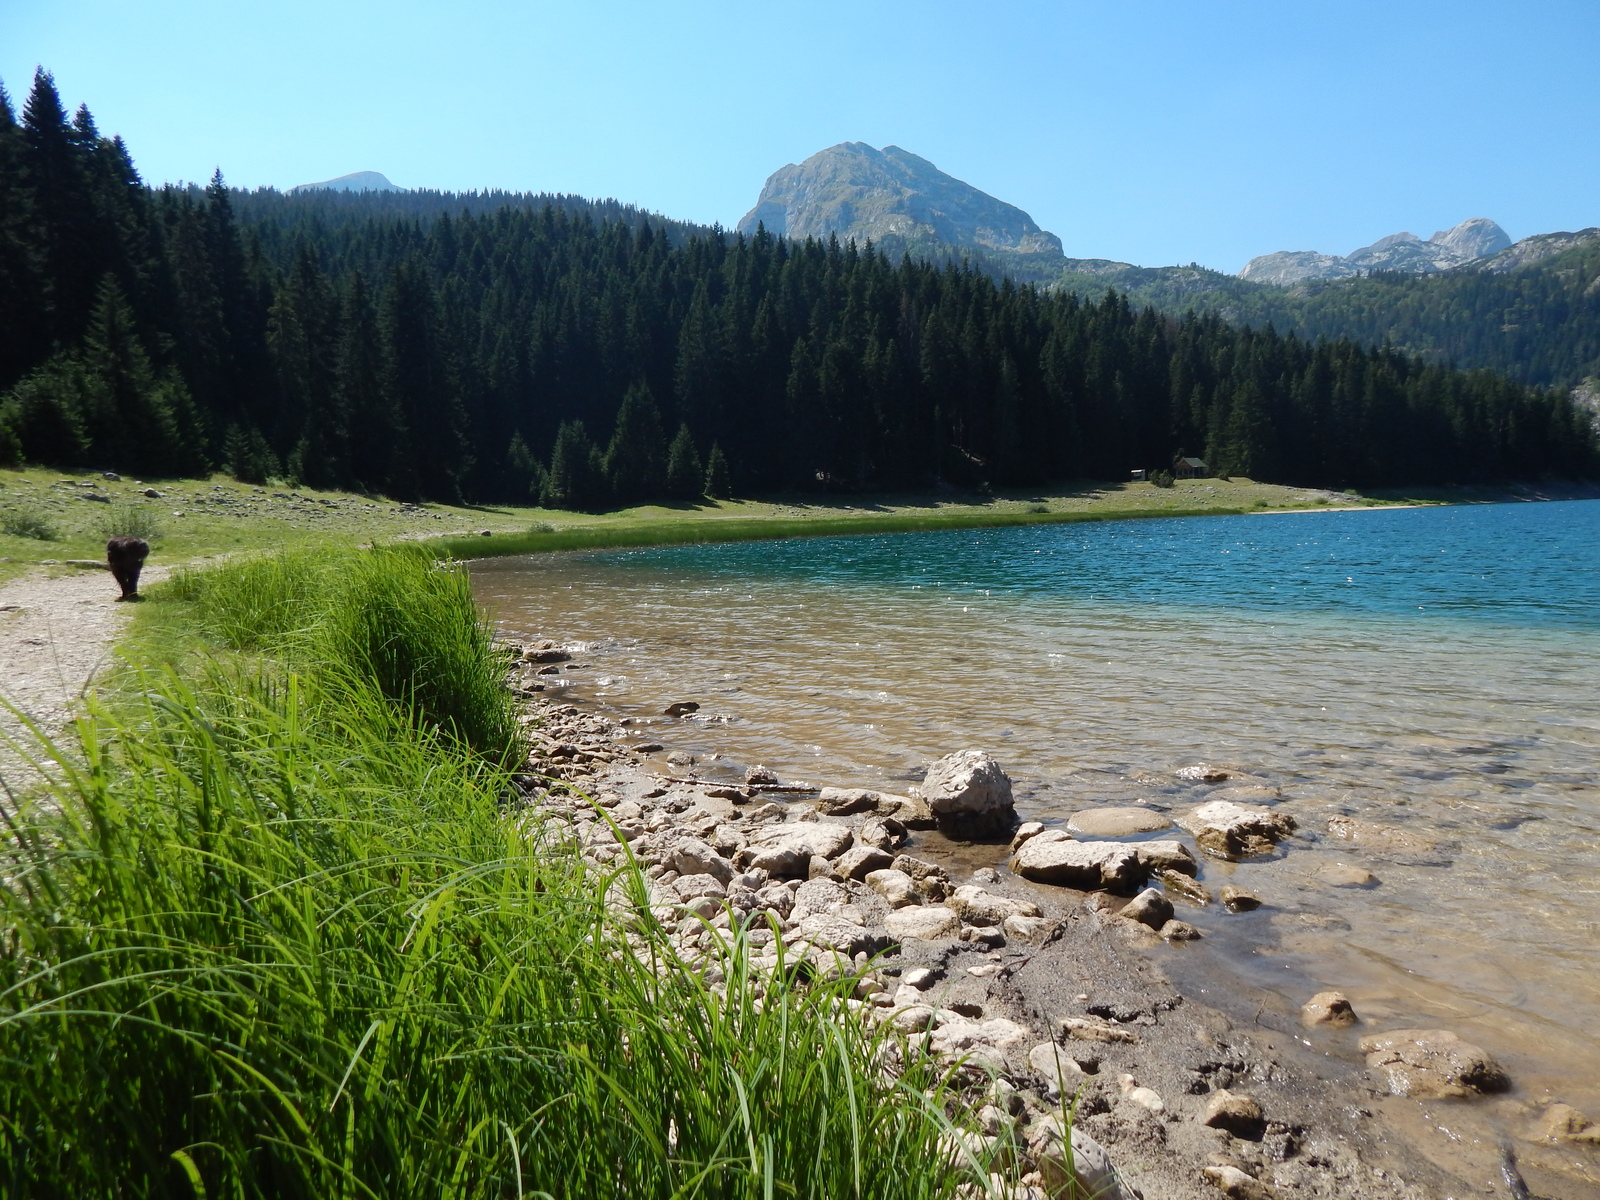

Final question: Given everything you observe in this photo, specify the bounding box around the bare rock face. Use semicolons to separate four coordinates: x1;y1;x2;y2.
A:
1358;1029;1510;1098
921;749;1016;833
1239;217;1511;285
737;142;1067;283
1010;833;1141;891
1135;840;1198;876
1179;802;1296;860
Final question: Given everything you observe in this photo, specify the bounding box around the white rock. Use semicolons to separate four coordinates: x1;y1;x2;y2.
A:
1027;1117;1127;1200
865;867;920;908
884;905;961;940
922;749;1015;822
901;966;936;989
950;885;1043;924
670;837;734;883
1010;837;1141;890
738;821;854;877
1003;914;1056;941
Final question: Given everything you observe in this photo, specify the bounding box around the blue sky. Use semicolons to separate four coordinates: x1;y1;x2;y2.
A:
3;0;1596;272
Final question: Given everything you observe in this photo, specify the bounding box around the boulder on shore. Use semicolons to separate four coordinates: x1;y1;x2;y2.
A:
736;822;853;877
1009;832;1141;891
921;749;1016;834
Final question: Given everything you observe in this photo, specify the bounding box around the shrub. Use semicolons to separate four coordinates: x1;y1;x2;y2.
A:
95;501;163;541
1149;469;1175;488
0;505;60;540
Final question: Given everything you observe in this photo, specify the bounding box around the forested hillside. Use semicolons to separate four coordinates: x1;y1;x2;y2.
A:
1057;240;1600;391
2;71;1595;506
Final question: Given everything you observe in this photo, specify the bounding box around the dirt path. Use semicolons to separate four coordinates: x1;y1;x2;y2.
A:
0;566;167;736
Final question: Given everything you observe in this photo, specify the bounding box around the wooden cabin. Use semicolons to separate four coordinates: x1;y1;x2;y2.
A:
1174;457;1208;479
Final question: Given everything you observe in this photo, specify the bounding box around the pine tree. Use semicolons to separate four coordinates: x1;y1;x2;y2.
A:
664;422;703;500
604;382;667;504
703;441;732;500
541;419;605;511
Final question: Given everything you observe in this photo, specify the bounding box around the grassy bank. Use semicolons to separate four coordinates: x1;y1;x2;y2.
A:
0;465;1387;583
0;547;976;1198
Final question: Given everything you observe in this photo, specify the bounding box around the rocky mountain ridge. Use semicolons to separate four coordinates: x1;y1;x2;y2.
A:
737;143;1066;280
1239;218;1511;285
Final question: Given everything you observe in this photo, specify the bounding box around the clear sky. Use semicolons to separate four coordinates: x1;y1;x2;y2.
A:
3;0;1596;273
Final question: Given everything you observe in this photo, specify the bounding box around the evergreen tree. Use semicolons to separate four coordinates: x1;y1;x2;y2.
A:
703;441;732;499
604;382;667;504
665;422;703;500
541;419;605;511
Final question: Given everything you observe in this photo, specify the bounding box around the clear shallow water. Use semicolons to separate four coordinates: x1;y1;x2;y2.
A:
472;501;1600;1113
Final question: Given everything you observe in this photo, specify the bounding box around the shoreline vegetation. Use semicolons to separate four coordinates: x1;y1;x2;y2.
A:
0;545;992;1198
11;464;1598;585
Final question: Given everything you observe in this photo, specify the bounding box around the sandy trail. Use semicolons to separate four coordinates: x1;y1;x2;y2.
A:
0;566;168;739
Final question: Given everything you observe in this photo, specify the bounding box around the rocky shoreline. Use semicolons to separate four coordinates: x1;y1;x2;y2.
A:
499;637;1600;1200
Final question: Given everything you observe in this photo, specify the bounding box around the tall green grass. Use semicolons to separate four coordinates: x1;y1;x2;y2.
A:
171;546;519;761
0;547;982;1199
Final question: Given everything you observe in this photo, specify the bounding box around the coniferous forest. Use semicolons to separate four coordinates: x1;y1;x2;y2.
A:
2;71;1596;507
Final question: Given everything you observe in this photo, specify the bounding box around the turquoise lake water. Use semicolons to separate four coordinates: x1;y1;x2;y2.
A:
473;499;1600;1116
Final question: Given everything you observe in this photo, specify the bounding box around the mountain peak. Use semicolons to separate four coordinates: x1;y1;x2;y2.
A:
1240;217;1512;284
290;170;404;194
737;143;1063;274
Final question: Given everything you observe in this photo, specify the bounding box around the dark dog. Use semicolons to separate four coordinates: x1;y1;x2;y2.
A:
106;535;150;601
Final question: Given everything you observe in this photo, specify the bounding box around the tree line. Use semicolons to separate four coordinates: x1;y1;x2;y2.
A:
2;70;1595;507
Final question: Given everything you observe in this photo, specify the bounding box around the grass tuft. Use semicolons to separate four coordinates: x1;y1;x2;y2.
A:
0;546;984;1198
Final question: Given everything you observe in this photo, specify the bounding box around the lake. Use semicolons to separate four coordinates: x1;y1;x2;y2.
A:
471;499;1600;1118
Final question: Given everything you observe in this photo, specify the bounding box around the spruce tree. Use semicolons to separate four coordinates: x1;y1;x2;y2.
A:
604;382;667;504
665;422;703;500
703;441;732;500
541;419;605;511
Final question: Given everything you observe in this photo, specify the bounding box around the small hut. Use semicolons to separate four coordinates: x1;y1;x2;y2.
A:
1129;468;1148;482
1174;457;1208;479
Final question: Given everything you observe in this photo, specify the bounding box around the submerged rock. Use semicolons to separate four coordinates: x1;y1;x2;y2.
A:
1358;1029;1510;1098
1326;815;1449;865
1179;801;1296;859
1067;806;1171;837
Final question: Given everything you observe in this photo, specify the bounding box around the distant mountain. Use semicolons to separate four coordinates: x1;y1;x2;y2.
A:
738;142;1066;280
290;170;404;194
1240;218;1511;284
